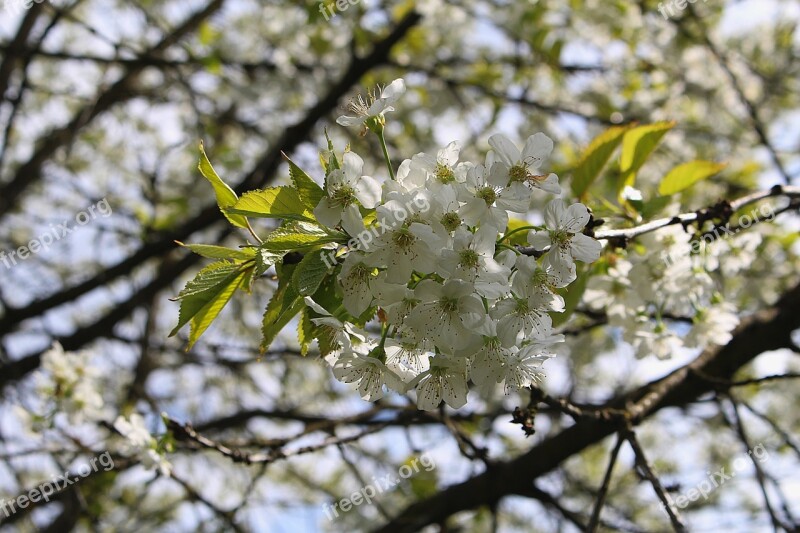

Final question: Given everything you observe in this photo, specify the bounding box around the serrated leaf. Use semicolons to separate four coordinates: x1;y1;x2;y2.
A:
298;308;315;356
227;187;314;221
619;121;676;192
198;143;248;229
292;249;331;295
571;125;631;199
255;248;284;277
188;268;250;348
285;155;325;209
658;160;727;196
177;242;256;261
170;261;251;348
261;264;304;351
260;221;345;252
173;261;241;301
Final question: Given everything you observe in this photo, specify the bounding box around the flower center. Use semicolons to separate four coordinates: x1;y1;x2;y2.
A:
348;262;371;284
532;268;549;287
477;186;497;206
551;229;571;249
514;298;530;315
440;296;459;314
392;227;416;251
459;249;480;269
331;184;356;207
441;212;461;232
435;162;455;184
509;164;528;182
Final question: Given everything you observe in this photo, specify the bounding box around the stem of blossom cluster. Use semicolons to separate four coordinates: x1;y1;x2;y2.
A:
377;130;396;180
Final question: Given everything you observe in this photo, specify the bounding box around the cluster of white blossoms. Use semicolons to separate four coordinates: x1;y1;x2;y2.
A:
308;79;602;409
114;413;172;476
584;224;748;360
20;343;172;476
33;342;105;424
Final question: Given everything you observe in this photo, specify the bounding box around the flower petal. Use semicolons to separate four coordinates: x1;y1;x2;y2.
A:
354;175;382;208
488;134;521;166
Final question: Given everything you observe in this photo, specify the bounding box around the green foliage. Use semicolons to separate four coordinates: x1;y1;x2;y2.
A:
227;187;315;221
260;221;345;251
174;145;357;354
260;263;305;352
170;260;253;349
658;160;727;196
618;121;675;193
176;242;256;261
198;142;248;229
286;154;325;209
292;249;331;296
551;267;589;327
571;125;631;200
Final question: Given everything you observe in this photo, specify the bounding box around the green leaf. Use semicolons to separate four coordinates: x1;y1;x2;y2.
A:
170;261;251;348
619;121;676;192
177;242;256;261
260;221;345;252
298;308;315;356
571;125;630;199
658;160;727;196
292;249;331;296
198;143;248;229
255;248;284;277
285;155;325;209
640;195;673;219
173;261;241;301
227;187;314;221
261;264;304;351
551;268;589;327
188;269;249;348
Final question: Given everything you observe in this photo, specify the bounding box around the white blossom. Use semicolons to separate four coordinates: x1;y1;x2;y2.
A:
336;78;406;128
488;132;561;195
114;413;172;476
528;200;602;285
314;152;381;236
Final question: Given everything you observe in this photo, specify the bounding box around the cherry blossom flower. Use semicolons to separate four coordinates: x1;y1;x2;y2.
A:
314;152;381;236
528;199;602;284
488;132;561;195
406;279;487;353
414;356;469;410
336;78;406;130
332;344;406;401
459;162;531;229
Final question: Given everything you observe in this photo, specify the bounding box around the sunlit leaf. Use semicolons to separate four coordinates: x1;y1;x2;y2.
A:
658;160;727;196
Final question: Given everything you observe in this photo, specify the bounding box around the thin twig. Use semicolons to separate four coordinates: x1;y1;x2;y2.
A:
587;432;626;533
625;428;688;532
